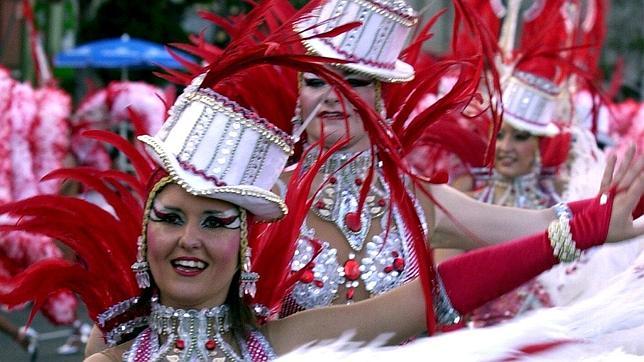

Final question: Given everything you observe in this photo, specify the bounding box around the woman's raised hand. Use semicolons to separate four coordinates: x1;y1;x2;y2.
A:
602;145;644;243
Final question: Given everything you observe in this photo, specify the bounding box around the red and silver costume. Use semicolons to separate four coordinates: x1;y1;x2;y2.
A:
0;1;640;361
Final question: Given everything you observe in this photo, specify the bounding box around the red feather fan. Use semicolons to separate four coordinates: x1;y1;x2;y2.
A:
0;0;509;339
0;0;425;341
163;0;454;331
0;130;154;338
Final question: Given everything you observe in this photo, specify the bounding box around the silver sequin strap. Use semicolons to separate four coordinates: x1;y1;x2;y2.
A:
553;202;573;220
433;274;462;325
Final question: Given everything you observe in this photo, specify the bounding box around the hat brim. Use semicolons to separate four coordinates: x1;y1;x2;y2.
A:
503;114;561;137
301;37;414;83
139;135;287;221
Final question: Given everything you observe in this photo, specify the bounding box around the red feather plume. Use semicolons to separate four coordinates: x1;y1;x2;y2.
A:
0;131;153;337
159;0;444;329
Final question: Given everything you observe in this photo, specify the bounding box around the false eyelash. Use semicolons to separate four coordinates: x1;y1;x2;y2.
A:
150;207;181;223
346;78;373;87
304;78;327;88
203;215;241;229
215;215;239;226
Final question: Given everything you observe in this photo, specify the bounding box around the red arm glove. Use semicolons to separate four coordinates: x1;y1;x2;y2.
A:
438;191;614;315
566;198;593;214
567;195;642;219
634;196;644;220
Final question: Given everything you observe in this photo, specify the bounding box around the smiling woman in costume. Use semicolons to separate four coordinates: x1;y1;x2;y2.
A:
93;73;644;361
2;67;642;362
74;67;642;360
0;1;642;361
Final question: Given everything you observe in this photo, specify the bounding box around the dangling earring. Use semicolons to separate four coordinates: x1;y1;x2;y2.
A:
131;176;173;289
239;209;259;298
374;81;388;121
291;73;304;133
291;98;303;131
132;235;150;289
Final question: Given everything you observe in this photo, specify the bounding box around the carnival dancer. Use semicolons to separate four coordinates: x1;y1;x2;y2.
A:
37;67;644;361
270;0;622;320
431;0;644;328
1;66;642;362
463;78;569;326
440;0;578;326
0;2;640;361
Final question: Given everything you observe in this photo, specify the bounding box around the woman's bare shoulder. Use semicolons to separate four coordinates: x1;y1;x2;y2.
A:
84;341;132;362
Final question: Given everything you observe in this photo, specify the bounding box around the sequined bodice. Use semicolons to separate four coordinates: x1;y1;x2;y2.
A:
278;150;431;317
281;200;426;316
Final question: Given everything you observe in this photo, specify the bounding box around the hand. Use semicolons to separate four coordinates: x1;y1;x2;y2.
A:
603;145;644;243
599;144;634;194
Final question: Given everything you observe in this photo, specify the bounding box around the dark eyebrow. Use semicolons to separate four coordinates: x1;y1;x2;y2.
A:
342;70;369;78
153;204;182;213
203;209;237;216
154;201;238;216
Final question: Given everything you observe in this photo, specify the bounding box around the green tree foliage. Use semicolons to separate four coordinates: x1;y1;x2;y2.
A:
77;0;202;44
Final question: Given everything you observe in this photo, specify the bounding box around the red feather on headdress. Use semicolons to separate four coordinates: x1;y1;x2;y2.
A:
0;130;154;335
165;0;447;330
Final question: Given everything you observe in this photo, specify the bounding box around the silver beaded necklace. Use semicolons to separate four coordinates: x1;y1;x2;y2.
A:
303;149;389;251
124;298;245;362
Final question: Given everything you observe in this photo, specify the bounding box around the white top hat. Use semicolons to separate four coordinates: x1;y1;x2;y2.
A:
295;0;418;82
502;70;561;136
139;75;293;221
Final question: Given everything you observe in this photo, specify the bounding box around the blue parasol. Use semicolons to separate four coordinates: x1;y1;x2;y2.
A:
54;34;192;78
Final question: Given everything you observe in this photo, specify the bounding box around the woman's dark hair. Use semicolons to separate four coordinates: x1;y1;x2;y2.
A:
225;270;256;335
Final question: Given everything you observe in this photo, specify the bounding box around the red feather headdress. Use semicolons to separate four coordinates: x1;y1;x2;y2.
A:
0;0;391;344
0;130;155;344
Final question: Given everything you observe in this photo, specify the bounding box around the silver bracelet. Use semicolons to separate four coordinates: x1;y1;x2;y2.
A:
553;202;573;220
548;215;582;263
434;275;462;325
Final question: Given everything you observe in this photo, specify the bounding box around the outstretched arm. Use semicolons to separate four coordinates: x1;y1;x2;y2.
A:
441;151;644;312
267;151;643;356
268;224;585;357
266;277;426;355
426;146;642;250
426;183;555;250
